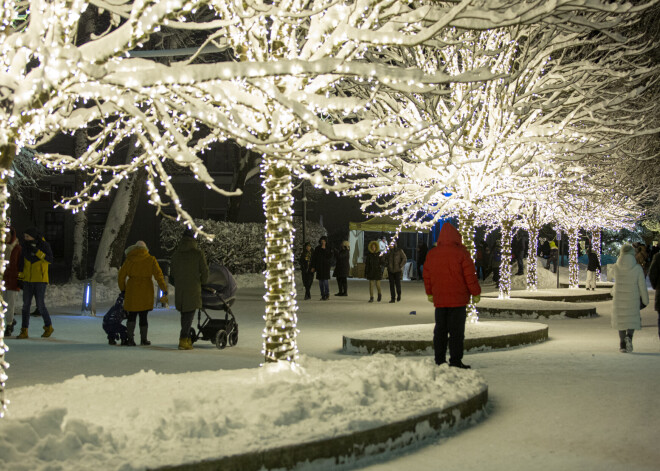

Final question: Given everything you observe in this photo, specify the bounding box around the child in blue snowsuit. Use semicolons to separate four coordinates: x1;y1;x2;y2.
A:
103;293;128;345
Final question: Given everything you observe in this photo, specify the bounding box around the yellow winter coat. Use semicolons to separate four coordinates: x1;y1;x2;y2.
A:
18;236;53;284
118;246;167;312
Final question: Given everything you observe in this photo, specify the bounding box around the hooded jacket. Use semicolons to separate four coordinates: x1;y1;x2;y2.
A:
610;245;649;330
364;240;383;281
118;245;167;312
424;223;481;307
18;228;53;283
170;236;209;312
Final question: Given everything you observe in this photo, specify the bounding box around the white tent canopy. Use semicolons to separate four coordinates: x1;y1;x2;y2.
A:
348;216;429;277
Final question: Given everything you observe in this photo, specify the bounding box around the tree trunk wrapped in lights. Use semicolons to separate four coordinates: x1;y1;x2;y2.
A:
499;219;514;299
568;227;580;289
526;226;540;291
0;173;12;418
458;210;478;322
261;158;299;364
592;229;602;280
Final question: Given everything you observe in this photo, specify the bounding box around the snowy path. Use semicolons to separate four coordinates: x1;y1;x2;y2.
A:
2;276;659;470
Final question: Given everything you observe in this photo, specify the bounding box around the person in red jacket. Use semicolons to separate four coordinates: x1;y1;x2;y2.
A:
423;222;481;369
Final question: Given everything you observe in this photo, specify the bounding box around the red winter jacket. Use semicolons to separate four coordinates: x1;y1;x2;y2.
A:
423;223;481;307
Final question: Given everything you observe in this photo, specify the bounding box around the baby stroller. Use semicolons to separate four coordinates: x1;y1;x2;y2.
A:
190;263;239;349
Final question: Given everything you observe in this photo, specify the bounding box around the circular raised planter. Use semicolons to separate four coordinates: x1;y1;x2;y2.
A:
343;321;548;355
152;373;488;471
482;288;611;303
477;297;597;318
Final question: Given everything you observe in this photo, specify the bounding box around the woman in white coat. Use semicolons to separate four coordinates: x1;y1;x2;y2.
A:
610;244;650;352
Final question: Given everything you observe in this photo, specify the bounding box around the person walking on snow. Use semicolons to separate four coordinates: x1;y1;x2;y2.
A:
365;240;384;302
299;242;314;300
16;227;54;339
424;222;481;369
118;241;168;346
170;229;209;350
546;240;559;273
3;227;22;337
646;250;660;341
385;240;407;303
586;247;601;291
333;240;350;296
610;244;649;353
311;236;332;300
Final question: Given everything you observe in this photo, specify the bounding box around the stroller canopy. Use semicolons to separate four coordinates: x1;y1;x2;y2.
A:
204;263;238;300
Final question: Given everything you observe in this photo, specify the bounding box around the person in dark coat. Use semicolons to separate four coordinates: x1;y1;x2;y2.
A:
170;229;209;350
333;240;350;296
299;242;314;300
3;227;21;337
424;222;481;369
384;240;407;303
103;293;128;345
416;242;428;280
17;227;54;339
546;241;558;273
364;240;384;302
511;232;525;276
586;247;601;291
648;251;660;341
490;243;502;287
311;236;332;300
481;244;492;281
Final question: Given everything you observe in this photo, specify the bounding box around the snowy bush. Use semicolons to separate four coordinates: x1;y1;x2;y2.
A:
160;218;326;274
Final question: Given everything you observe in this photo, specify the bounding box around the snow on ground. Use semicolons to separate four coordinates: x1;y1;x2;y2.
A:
1;355;485;471
2;263;659;471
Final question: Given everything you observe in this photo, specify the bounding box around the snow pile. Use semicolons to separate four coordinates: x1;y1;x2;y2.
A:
0;355;486;471
44;273;267;309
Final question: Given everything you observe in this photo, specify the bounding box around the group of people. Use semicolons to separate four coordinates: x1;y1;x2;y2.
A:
299;235;409;303
473;233;528;285
105;229;209;350
3;227;55;340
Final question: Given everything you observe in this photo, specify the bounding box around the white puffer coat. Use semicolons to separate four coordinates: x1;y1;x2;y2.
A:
610;246;649;330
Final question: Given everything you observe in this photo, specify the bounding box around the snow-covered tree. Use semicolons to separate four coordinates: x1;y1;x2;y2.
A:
2;1;657;416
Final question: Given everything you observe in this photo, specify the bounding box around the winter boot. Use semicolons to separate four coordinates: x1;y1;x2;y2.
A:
108;337;117;345
42;325;54;338
4;319;16;337
625;336;633;353
377;293;382;302
126;321;137;346
368;297;374;303
140;325;151;346
178;338;193;350
17;328;28;339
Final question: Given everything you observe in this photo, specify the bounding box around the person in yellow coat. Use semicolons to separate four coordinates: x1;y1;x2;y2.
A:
16;227;53;339
118;241;168;346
